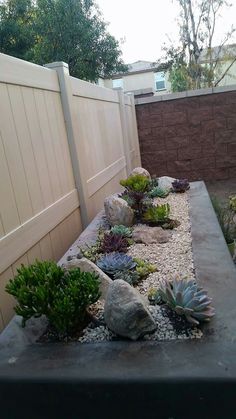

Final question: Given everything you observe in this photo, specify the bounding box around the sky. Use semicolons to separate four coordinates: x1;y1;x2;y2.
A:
96;0;236;64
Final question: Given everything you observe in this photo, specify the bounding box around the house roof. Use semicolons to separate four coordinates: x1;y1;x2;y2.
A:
199;43;236;63
112;60;168;79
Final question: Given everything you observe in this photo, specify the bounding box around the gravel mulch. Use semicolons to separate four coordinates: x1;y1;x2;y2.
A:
78;191;203;344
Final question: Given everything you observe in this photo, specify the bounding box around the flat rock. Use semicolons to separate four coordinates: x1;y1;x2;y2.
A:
104;279;157;340
158;176;176;190
133;225;172;244
130;167;151;179
104;194;134;227
62;257;112;300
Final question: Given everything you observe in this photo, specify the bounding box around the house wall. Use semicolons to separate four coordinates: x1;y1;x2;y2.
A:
0;53;141;331
136;86;236;181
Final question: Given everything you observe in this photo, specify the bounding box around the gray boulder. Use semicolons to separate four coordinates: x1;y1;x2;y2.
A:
104;194;134;227
158;176;176;190
63;257;112;300
133;225;172;245
130;167;151;179
104;279;157;340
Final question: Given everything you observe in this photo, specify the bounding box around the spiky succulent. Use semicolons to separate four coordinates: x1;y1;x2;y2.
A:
97;252;136;275
111;225;133;238
100;232;128;253
159;278;215;325
172;179;190;193
148;187;169;198
143;203;170;224
120;174;150;193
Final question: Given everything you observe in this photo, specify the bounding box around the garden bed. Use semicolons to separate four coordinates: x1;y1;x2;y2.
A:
0;181;236;419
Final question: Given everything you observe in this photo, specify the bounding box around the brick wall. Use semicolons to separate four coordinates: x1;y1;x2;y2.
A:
135;88;236;180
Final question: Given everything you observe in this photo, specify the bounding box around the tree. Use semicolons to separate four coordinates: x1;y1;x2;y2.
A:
164;0;236;91
0;0;35;60
0;0;127;81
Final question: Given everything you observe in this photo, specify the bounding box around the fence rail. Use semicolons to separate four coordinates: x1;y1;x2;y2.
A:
0;53;141;330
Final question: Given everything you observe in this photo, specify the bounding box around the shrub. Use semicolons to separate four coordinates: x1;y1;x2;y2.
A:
159;278;215;325
6;260;100;335
100;232;128;253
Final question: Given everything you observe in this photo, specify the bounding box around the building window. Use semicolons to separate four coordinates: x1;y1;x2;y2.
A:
112;78;123;89
155;72;166;91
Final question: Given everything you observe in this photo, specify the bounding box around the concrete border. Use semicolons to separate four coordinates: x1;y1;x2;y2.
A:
0;181;236;419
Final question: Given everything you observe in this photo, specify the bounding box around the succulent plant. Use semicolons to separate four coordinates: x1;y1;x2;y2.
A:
229;195;236;212
148;288;162;305
111;225;133;238
133;258;157;278
148;186;169;198
172;179;190;193
143;203;170;224
120;174;150;193
81;243;101;263
113;269;141;285
100;232;128;254
158;278;215;325
148;177;159;190
97;252;136;275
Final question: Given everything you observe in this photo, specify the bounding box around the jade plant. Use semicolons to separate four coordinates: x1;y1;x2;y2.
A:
111;225;133;238
97;252;136;276
143;203;170;225
100;232;129;253
5;260;100;335
172;179;190;193
158;278;215;325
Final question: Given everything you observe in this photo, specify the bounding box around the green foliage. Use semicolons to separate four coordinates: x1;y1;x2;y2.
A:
229;195;236;212
169;61;189;92
5;260;100;334
111;225;132;238
113;269;141;285
97;252;136;276
148;288;162;305
143;204;170;224
120;174;150;193
100;232;128;253
159;278;215;325
81;242;101;263
148;187;169;198
211;196;236;244
133;258;157;279
0;0;127;81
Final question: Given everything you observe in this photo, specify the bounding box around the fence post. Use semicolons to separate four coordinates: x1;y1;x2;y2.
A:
45;61;89;229
129;93;141;167
117;89;132;176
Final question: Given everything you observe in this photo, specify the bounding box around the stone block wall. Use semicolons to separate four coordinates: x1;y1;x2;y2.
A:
135;87;236;180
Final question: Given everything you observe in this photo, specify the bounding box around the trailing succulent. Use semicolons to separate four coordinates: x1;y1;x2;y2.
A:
148;186;169;199
143;203;170;224
172;179;190;193
158;278;215;325
111;225;132;238
100;232;128;253
5;260;100;335
97;252;136;276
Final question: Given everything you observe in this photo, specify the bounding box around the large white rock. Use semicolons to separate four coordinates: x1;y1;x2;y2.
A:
158;176;176;190
104;194;134;227
104;279;157;340
62;257;112;300
130;167;151;179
